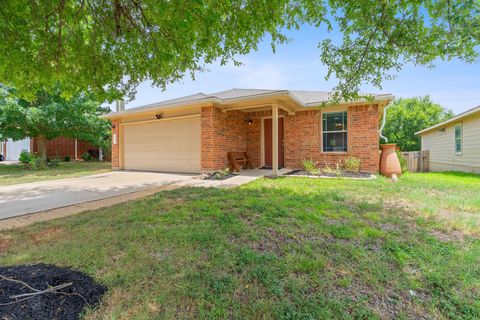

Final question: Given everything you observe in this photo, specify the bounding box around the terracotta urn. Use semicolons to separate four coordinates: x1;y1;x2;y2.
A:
380;144;402;177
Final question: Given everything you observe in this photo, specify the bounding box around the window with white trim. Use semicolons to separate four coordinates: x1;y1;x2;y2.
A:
322;111;347;152
454;123;462;154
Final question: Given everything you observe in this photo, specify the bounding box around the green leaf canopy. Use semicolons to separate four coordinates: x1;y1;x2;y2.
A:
383;96;455;151
0;1;479;101
0;85;111;152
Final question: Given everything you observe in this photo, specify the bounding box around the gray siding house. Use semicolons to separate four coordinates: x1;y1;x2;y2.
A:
416;106;480;174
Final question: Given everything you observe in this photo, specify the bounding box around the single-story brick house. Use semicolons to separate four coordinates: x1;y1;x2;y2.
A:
1;136;97;161
103;89;394;174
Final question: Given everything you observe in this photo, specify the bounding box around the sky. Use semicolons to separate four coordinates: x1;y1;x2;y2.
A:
117;25;480;115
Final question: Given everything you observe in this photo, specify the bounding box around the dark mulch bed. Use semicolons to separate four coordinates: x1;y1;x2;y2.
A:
194;172;238;181
285;169;373;179
0;264;106;320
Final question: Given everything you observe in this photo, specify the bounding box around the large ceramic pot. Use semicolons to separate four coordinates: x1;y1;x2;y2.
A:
380;144;402;177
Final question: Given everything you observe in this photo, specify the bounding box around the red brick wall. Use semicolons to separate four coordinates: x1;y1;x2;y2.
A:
283;104;380;172
200;104;380;173
31;137;98;160
201;106;247;171
244;110;289;168
111;119;120;169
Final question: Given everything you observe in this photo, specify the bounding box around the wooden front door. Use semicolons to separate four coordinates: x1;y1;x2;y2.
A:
264;118;284;167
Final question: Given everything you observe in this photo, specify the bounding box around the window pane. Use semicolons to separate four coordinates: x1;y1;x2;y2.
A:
455;124;462;153
455;124;461;139
323;112;347;132
323;132;347;152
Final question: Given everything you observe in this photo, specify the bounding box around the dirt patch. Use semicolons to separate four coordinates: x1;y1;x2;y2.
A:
429;229;465;242
0;264;106;320
30;226;64;243
332;277;430;319
0;235;13;252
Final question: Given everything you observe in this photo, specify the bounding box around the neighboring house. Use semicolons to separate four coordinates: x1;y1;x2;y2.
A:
416;105;480;174
1;137;97;161
103;89;394;174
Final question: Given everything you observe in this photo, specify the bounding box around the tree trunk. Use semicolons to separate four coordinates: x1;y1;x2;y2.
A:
36;136;47;161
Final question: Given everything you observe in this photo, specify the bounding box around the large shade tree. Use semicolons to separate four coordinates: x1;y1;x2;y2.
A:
0;85;111;160
0;1;478;101
383;96;455;151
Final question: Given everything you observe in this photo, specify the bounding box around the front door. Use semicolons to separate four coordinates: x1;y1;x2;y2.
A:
264;118;284;167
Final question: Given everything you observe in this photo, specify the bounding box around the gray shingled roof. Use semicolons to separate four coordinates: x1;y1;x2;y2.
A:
106;88;394;117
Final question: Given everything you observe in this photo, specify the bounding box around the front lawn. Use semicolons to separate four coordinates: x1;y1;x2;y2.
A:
0;161;111;186
1;172;479;319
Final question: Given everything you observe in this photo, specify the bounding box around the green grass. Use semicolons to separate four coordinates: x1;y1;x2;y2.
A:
0;162;111;186
1;172;479;319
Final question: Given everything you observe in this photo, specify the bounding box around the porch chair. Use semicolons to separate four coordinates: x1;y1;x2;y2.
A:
227;152;253;172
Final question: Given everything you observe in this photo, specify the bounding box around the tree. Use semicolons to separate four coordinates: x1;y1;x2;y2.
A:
0;1;478;101
382;96;454;151
0;85;111;160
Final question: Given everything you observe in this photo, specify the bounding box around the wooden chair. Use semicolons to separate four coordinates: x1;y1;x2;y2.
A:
227;152;253;172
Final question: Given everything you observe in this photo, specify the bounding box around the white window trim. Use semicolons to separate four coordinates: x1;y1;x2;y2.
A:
321;111;348;153
454;123;462;155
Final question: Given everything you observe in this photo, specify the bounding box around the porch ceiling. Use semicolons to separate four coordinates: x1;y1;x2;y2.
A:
220;96;298;115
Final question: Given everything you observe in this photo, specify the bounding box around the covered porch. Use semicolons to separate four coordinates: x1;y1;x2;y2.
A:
201;101;296;176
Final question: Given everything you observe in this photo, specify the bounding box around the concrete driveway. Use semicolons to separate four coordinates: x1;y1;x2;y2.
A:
0;170;261;220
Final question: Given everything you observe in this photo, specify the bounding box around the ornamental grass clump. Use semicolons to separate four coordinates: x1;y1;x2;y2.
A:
302;159;320;175
344;156;361;172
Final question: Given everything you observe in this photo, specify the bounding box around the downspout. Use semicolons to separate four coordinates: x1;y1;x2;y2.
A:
378;101;392;143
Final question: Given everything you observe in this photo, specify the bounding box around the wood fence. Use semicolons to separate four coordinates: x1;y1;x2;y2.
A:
400;151;430;173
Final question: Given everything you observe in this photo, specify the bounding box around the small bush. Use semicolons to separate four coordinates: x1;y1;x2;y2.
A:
81;151;92;162
214;168;231;179
302;159;320;175
48;158;60;167
321;161;341;176
344;156;361;172
64;155;71;162
19;150;31;163
396;150;408;173
27;154;46;170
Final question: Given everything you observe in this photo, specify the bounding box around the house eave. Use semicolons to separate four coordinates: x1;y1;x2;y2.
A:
415;105;480;136
101;91;395;120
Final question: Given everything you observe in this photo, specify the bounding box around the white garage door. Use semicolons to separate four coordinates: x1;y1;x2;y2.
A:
6;138;30;161
123;116;201;173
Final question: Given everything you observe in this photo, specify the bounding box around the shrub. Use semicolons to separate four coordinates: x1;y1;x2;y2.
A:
27;154;46;170
321;161;341;176
214;168;231;179
19;150;31;163
81;151;92;162
302;159;320;175
396;150;408;173
344;156;361;172
48;158;60;167
64;155;71;162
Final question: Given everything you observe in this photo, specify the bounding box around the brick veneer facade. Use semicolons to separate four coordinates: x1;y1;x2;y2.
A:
201;104;380;173
201;106;247;170
111;119;120;169
111;103;380;173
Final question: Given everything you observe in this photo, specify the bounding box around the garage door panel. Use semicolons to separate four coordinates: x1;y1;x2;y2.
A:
123;117;200;173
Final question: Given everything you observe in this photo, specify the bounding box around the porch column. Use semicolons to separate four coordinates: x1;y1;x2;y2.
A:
272;104;279;176
74;138;78;160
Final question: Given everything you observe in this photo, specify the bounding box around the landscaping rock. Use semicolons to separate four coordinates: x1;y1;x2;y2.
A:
0;264;106;320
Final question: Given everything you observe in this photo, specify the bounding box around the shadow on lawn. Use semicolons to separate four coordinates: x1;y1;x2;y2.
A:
1;178;479;319
142;183;480;319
